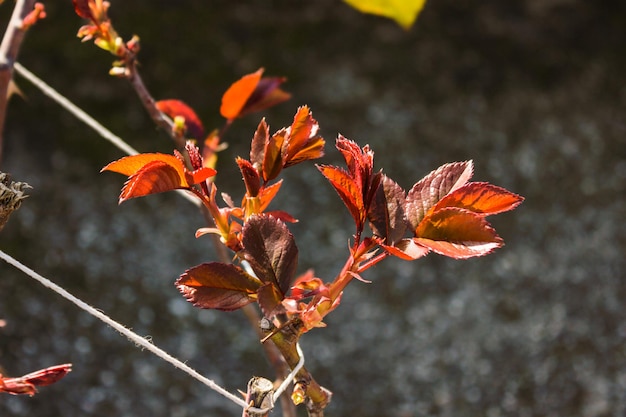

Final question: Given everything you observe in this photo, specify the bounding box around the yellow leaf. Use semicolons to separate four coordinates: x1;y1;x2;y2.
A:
343;0;427;29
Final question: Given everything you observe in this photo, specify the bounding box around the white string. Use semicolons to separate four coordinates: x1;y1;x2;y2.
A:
0;249;251;409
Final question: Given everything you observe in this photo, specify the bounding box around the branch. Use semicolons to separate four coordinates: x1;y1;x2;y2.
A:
0;0;37;164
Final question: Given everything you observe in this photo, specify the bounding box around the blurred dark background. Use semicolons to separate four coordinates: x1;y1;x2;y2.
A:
1;1;625;416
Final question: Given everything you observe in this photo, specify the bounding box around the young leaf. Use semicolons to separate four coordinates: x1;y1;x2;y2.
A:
343;0;427;29
381;238;429;260
415;207;503;259
282;106;325;167
431;182;524;216
405;161;473;229
250;118;270;168
237;157;261;197
368;174;407;244
257;283;286;319
1;364;72;396
317;165;364;229
176;263;262;311
102;153;216;202
156;99;205;139
262;129;286;182
241;215;298;295
239;77;291;117
220;69;263;120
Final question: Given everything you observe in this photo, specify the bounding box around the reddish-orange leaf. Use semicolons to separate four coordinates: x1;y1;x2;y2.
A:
102;153;186;177
415;207;503;258
282;106;325;167
176;263;262;311
156;99;205;139
431;182;524;216
237;157;261;197
368;174;407;244
238;77;291;118
119;161;185;202
185;167;217;186
380;238;429;260
317;165;364;229
262;129;286;182
220;68;263;120
406;161;474;229
258;180;283;213
1;364;72;397
250;118;270;168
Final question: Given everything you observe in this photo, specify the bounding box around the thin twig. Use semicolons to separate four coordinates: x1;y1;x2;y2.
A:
0;0;36;164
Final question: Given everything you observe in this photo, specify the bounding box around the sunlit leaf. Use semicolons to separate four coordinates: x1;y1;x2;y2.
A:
405;161;473;229
237;157;261;197
432;182;524;216
156;99;205;139
415;207;502;258
262;129;286;182
241;215;298;295
220;69;263;120
317;165;364;229
238;77;291;118
343;0;427;29
257;180;283;213
118;161;185;202
102;153;186;177
176;263;262;311
250;118;269;168
381;238;429;260
282;106;325;167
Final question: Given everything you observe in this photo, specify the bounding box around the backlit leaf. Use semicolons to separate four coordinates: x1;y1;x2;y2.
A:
317;165;364;229
72;0;92;20
238;77;291;118
262;129;286;182
343;0;427;29
237;157;261;197
282;106;325;167
102;153;186;177
176;263;262;311
1;364;72;397
415;207;502;258
406;161;473;229
257;180;283;212
250;118;269;168
156;99;205;139
432;182;524;216
220;69;263;120
241;215;298;295
381;238;429;260
119;161;185;202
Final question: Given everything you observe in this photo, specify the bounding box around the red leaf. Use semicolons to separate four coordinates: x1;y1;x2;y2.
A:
257;283;286;319
368;175;407;244
102;153;186;177
176;263;262;311
381;239;429;260
415;207;503;258
406;161;474;229
237;157;261;197
317;165;364;229
250;118;269;168
257;180;283;213
238;77;291;118
432;182;524;216
72;0;92;20
156;99;205;139
241;215;298;295
282;106;325;167
119;161;186;202
262;129;286;182
1;364;72;397
220;69;263;120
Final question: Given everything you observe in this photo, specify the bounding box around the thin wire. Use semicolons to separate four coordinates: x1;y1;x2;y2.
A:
0;249;249;410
